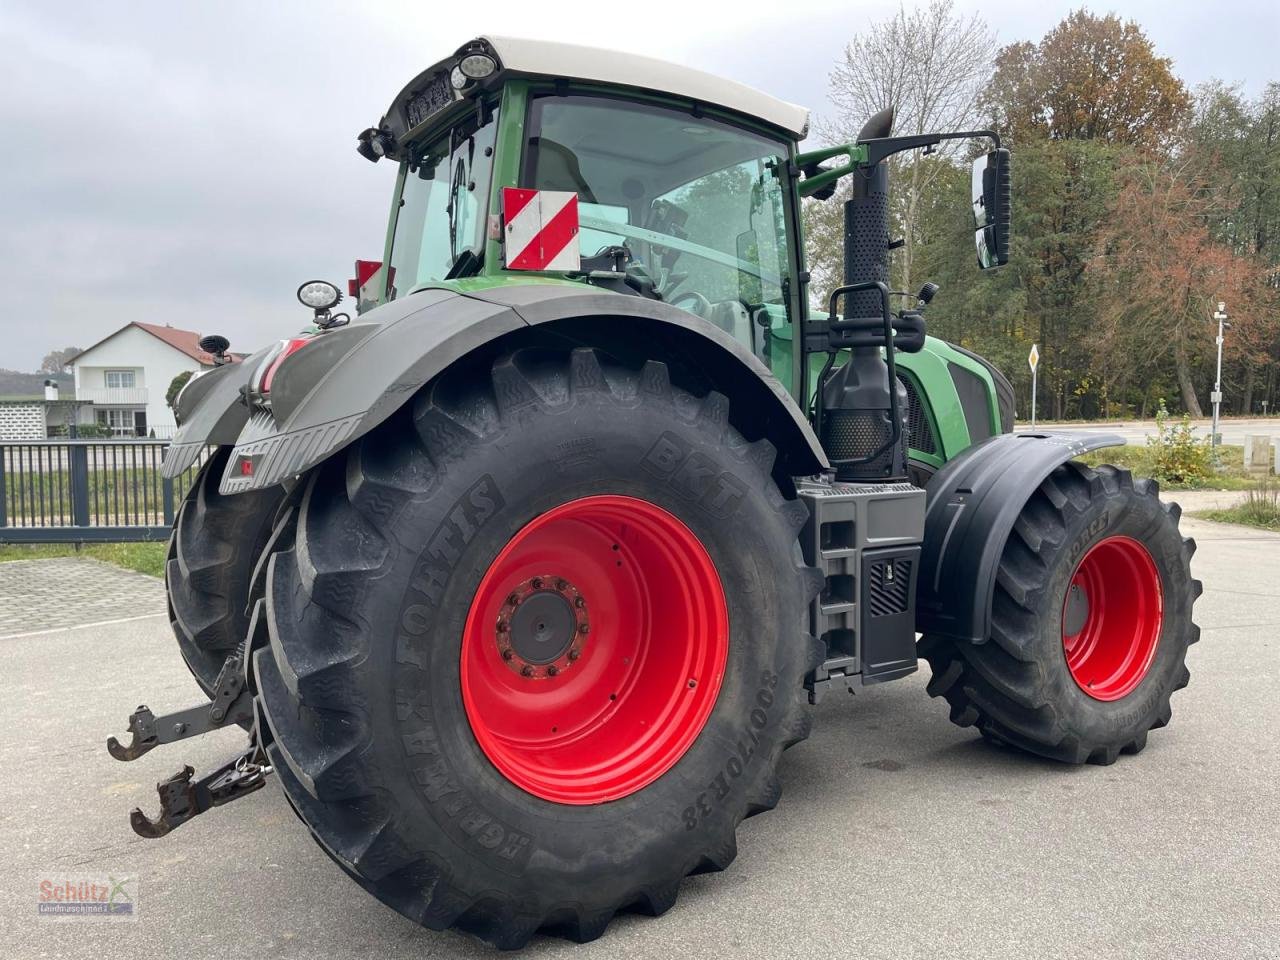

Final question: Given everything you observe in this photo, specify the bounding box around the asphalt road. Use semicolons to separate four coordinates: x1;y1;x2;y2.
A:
4;513;1279;960
1037;417;1280;450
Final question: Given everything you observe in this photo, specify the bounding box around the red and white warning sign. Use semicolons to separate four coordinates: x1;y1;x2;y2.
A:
503;187;580;271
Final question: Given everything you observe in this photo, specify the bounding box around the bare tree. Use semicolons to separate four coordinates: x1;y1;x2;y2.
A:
819;0;996;296
40;346;82;374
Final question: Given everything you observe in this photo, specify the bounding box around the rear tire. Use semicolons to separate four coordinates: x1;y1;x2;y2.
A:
166;447;286;694
255;348;820;948
919;462;1201;764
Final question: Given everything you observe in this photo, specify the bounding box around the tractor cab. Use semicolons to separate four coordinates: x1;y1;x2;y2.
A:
352;36;809;365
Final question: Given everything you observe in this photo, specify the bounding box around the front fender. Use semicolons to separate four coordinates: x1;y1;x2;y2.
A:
916;431;1124;643
188;284;826;495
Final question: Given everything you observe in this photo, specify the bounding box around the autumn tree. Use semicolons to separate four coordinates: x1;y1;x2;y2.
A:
984;10;1191;150
1181;84;1280;405
1089;155;1272;417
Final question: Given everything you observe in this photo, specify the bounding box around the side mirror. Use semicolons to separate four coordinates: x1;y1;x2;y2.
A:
972;148;1010;269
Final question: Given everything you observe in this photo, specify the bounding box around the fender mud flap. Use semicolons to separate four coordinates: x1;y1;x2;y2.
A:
916;431;1123;643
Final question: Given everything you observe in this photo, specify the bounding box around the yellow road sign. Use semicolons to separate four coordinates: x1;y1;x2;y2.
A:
1028;343;1040;373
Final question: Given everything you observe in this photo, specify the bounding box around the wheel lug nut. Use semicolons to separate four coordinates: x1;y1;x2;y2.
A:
507;594;520;606
521;665;534;678
574;597;586;608
556;579;568;591
501;649;514;661
578;623;590;635
547;665;559;677
531;578;543;590
496;620;508;633
568;649;580;662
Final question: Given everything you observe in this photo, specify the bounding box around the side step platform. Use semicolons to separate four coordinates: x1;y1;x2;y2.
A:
797;479;925;703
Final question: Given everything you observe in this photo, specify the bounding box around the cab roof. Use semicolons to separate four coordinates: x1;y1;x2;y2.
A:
485;36;809;137
374;35;810;151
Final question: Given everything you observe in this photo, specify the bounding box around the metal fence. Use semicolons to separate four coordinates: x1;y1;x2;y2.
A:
0;439;209;543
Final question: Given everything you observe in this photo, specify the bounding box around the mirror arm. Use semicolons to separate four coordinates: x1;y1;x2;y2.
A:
796;130;1001;199
860;129;1001;166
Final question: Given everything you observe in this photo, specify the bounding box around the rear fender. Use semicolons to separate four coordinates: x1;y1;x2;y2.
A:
167;284;827;493
916;431;1124;642
163;350;265;477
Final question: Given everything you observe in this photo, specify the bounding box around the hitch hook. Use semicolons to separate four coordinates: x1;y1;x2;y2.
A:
107;706;159;761
129;747;271;839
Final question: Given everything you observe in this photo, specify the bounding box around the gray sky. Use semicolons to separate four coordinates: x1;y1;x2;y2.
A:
2;0;1276;372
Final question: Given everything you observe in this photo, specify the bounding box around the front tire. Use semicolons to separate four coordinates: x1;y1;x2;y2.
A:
256;348;819;947
920;462;1201;764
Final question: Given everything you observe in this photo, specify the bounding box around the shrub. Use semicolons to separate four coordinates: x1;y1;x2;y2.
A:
73;423;116;439
1145;401;1213;485
1201;476;1280;531
1237;477;1280;527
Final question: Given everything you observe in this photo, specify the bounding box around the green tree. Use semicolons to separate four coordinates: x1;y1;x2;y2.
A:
915;138;1120;418
166;370;193;411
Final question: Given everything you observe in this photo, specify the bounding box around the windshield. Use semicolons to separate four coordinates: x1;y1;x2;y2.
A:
387;108;498;299
523;95;794;337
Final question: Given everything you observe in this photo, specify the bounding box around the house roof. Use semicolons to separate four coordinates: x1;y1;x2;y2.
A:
71;322;240;366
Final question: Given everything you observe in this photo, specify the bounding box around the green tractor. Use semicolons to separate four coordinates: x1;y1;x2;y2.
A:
109;36;1199;949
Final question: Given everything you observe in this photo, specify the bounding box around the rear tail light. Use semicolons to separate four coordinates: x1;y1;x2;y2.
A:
259;337;313;395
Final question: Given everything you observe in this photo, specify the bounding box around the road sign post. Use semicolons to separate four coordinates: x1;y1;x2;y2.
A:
1028;343;1040;430
1211;303;1229;454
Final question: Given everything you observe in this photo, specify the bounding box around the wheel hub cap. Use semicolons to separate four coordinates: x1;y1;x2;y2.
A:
497;576;588;677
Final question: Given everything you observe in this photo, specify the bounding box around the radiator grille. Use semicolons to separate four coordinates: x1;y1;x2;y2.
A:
868;558;912;617
901;376;937;455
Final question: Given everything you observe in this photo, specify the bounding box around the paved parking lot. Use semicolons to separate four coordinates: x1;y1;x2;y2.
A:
1045;416;1280;450
0;557;165;638
3;514;1278;960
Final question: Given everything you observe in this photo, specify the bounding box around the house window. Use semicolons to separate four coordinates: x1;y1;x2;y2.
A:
96;407;144;437
105;370;136;389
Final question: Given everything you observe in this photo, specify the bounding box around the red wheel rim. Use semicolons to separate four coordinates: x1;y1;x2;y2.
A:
461;495;728;804
1061;535;1163;701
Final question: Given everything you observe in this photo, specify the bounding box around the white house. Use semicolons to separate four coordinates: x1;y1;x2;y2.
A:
71;322;227;438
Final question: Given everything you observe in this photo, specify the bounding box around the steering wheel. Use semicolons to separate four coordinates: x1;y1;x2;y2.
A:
670;290;712;319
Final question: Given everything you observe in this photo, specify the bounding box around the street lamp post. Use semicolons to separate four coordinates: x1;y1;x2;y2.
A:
1211;301;1229;450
